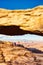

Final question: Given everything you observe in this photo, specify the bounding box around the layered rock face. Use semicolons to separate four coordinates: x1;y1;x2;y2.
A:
0;41;43;65
0;6;43;35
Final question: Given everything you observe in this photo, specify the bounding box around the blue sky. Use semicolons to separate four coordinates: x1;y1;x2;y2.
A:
0;0;43;9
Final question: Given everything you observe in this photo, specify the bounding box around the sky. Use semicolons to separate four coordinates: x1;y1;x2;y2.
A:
0;0;43;9
0;34;43;42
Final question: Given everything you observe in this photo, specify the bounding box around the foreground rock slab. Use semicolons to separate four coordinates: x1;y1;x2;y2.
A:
0;41;43;65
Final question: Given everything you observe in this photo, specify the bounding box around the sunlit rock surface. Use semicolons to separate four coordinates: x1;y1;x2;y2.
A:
0;6;43;35
0;41;43;65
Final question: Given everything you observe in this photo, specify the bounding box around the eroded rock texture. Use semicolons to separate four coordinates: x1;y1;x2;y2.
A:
0;41;43;65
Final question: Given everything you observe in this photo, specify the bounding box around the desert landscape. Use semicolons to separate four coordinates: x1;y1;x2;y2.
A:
0;5;43;65
0;41;43;65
